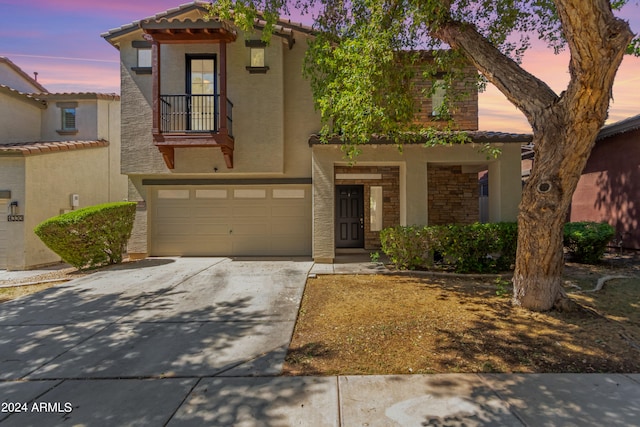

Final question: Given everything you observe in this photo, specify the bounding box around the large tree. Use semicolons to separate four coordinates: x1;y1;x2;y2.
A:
213;0;637;311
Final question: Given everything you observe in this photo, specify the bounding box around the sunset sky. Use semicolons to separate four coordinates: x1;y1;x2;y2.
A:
1;0;638;132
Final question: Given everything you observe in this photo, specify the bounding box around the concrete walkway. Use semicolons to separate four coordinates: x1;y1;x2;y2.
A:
1;256;639;426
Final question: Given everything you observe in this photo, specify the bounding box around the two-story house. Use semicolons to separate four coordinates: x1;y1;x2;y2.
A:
102;1;529;263
0;57;127;270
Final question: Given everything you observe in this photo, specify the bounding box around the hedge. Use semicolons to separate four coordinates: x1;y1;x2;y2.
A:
563;221;615;264
381;221;614;272
34;201;137;269
380;222;517;273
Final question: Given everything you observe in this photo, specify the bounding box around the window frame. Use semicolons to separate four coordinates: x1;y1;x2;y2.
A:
56;101;78;135
131;40;152;75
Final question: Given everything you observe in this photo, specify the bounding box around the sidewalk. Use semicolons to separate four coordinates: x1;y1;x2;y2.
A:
2;373;639;425
1;255;639;426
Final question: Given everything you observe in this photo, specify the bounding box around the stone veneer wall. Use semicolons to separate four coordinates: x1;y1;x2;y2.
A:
427;165;479;225
335;165;400;249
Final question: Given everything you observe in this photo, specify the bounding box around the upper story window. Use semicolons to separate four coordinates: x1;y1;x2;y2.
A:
62;108;76;129
431;79;448;117
56;102;78;135
132;40;152;74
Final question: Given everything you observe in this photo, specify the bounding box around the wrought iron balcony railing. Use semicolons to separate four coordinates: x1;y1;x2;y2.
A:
159;94;233;136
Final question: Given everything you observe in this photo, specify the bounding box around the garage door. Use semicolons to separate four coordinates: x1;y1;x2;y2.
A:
150;185;311;256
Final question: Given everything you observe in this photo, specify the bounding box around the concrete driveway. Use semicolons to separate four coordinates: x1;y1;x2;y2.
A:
0;257;322;426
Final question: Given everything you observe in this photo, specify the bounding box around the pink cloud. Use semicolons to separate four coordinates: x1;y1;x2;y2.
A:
25;0;192;19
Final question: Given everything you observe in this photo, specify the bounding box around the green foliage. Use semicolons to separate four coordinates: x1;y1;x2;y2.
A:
379;226;433;270
34;202;137;269
494;277;511;298
563;221;615;264
380;223;517;273
433;223;518;273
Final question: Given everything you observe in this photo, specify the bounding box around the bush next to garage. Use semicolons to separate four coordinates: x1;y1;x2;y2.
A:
563;221;615;264
380;222;518;273
34;201;137;269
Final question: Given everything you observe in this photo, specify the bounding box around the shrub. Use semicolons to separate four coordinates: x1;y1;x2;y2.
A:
433;222;518;273
380;222;517;273
563;221;615;264
380;225;432;270
34;202;137;269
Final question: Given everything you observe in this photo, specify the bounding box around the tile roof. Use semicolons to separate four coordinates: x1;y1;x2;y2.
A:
33;92;120;101
597;114;640;140
0;57;49;93
101;1;314;43
0;140;109;156
0;84;47;108
308;131;533;145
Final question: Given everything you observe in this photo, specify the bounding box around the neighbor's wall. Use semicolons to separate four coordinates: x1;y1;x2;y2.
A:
23;148;113;268
0;90;43;144
97;98;127;202
0;158;26;270
0;61;43;93
40;98;99;142
570;129;640;250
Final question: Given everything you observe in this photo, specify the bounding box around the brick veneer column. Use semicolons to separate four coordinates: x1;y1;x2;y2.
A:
427;165;479;225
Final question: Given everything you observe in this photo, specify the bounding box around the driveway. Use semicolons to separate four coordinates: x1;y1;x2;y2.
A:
0;257;322;425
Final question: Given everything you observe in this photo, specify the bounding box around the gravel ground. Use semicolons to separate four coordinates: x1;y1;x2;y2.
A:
0;264;94;287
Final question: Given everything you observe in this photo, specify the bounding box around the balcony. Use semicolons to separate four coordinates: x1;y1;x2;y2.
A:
159;94;233;136
153;94;234;170
143;18;237;170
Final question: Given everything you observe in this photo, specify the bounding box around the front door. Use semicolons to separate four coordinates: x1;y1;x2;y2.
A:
335;185;364;248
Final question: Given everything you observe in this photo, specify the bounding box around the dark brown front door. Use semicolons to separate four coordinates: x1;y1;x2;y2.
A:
335;185;364;248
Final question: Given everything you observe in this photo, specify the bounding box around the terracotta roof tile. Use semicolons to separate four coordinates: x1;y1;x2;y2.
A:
308;131;533;146
102;1;315;43
0;140;109;156
0;84;47;108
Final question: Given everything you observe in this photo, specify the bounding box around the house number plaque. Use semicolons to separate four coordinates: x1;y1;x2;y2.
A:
7;215;24;222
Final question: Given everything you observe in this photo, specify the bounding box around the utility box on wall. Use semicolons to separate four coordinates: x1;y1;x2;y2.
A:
71;194;80;208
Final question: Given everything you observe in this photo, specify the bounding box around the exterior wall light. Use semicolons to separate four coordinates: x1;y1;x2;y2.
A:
245;40;269;74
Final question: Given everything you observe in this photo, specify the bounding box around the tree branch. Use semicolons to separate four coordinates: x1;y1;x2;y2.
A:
555;0;633;115
433;20;559;128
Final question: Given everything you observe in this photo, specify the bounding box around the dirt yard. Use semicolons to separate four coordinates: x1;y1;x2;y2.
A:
284;254;640;375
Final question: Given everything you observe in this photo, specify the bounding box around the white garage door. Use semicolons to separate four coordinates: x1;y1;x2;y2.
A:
150;185;311;256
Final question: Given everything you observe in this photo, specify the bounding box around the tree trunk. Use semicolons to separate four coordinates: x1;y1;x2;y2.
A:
513;118;574;311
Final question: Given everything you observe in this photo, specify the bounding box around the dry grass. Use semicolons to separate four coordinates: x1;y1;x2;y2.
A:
0;282;62;303
284;259;640;375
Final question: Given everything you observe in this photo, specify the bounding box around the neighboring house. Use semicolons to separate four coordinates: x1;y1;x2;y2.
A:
0;57;127;270
102;1;528;263
569;114;640;250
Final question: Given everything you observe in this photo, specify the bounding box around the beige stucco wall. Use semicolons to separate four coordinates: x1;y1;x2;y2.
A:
19;147;115;269
40;98;98;141
117;26;317;177
0;158;26;270
311;143;522;262
0;62;42;93
114;22;321;255
0;91;43;144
